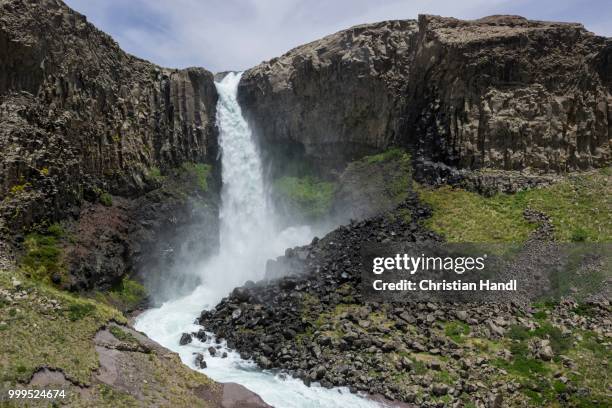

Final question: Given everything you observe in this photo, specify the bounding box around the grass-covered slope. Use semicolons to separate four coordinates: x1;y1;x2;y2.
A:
417;168;611;243
0;270;125;386
0;252;224;407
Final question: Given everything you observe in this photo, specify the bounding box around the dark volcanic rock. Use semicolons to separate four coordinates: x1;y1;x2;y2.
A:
197;194;612;405
239;15;611;176
197;194;443;400
194;353;207;369
180;333;193;345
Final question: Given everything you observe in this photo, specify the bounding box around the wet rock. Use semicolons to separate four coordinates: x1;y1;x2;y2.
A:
195;329;208;342
232;288;251;302
194;353;207;369
179;333;192;346
257;356;272;369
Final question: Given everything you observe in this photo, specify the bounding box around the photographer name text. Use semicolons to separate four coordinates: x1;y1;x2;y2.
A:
372;279;516;291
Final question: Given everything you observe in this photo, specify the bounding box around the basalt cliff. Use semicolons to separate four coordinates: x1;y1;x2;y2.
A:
0;0;221;292
239;15;611;186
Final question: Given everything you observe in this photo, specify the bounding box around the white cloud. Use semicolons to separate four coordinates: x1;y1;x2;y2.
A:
64;0;611;72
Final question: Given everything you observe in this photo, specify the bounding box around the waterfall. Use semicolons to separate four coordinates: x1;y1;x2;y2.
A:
135;72;380;408
198;71;313;294
216;72;267;254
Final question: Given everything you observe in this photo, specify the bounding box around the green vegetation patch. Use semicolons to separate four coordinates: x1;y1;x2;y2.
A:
101;277;148;312
20;223;66;284
181;162;212;192
363;147;408;164
274;176;336;219
67;301;97;321
100;192;113;207
417;168;611;243
0;270;125;385
524;169;611;242
493;315;610;406
0;267;221;406
147;166;164;183
109;325;139;344
416;184;534;242
444;321;471;343
9;182;31;196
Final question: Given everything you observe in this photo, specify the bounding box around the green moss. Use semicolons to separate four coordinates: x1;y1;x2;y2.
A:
364;148;407;164
433;370;455;385
359;148;412;201
505;322;572;356
572;304;597;317
9;182;31;195
148;166;164;183
571;227;589;242
274;176;336;219
417;168;611;243
104;277;147;311
109;325;139;344
100;192;113;207
46;223;64;237
411;359;428;375
552;379;567;393
335;148;412;219
181;162;211;192
495;352;547;377
444;321;470;343
20;224;66;283
579;331;608;358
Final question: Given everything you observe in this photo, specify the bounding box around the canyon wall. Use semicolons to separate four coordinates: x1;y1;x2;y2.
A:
0;0;220;289
239;15;612;175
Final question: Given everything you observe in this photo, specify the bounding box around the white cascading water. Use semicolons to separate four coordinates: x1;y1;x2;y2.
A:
135;72;381;407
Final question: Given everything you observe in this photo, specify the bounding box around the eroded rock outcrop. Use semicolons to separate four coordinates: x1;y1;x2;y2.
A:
0;0;219;289
239;15;612;175
239;20;417;169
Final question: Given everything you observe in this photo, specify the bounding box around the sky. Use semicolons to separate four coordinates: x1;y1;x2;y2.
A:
64;0;612;72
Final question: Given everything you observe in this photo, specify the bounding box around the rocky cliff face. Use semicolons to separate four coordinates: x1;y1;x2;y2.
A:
0;0;219;289
239;20;417;168
239;15;611;176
